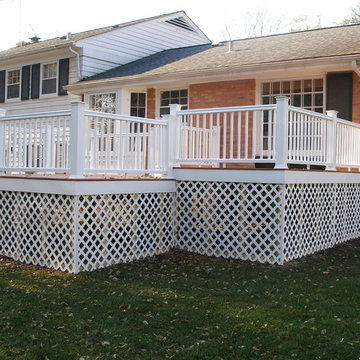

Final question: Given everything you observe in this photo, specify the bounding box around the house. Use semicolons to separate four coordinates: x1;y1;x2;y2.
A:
64;22;360;124
2;12;360;122
1;12;360;273
0;11;210;115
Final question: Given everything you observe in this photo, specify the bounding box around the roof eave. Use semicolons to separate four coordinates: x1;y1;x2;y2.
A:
65;54;360;93
0;42;80;63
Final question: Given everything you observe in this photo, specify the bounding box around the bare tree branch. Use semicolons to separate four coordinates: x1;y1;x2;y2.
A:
289;14;322;32
242;10;284;38
341;4;360;24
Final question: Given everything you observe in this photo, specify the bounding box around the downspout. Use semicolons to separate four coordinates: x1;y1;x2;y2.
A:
69;46;82;79
351;60;360;78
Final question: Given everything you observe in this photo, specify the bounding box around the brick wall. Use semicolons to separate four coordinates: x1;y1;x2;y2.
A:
146;88;156;119
353;72;360;124
143;79;257;168
189;79;256;169
189;79;256;109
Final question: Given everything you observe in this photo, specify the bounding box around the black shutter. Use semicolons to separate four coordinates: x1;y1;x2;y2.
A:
58;58;69;96
326;73;353;121
0;70;5;103
21;65;31;100
31;63;40;99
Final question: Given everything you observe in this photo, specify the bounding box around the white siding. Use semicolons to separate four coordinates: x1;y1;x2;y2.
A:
77;13;210;78
0;56;80;115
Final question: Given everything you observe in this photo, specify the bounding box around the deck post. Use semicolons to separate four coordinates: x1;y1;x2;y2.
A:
69;101;86;178
274;96;289;169
326;110;338;171
0;109;6;174
164;104;181;178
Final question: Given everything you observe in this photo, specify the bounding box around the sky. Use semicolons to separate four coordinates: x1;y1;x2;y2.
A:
0;0;359;51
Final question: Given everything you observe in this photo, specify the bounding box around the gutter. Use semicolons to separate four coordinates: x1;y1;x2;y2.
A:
0;42;74;62
69;46;82;79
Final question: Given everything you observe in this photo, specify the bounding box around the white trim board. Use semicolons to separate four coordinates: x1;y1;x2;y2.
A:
173;168;360;184
0;177;176;195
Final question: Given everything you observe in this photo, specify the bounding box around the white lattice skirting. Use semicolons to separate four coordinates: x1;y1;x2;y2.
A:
283;183;360;262
175;181;360;265
1;174;360;272
0;191;175;272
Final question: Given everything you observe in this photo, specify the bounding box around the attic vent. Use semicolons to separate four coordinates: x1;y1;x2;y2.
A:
165;17;195;32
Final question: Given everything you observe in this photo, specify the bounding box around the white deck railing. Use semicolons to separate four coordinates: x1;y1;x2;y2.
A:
0;110;71;173
84;110;167;175
286;106;360;169
176;104;277;164
0;97;360;177
287;107;330;165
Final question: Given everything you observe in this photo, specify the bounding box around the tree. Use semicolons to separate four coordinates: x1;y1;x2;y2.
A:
221;10;285;41
289;15;322;32
341;4;360;24
242;10;284;38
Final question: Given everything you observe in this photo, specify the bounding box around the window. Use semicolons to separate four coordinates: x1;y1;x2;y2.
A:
160;89;188;116
89;93;116;113
261;79;324;113
88;93;117;152
260;79;325;152
7;69;20;99
42;63;57;95
130;92;146;117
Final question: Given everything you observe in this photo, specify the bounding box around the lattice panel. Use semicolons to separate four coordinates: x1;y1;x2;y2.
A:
2;181;360;273
76;192;175;272
0;191;76;272
175;181;283;264
283;183;360;262
334;184;360;243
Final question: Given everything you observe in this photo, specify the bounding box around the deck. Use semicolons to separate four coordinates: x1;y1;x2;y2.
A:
1;98;360;272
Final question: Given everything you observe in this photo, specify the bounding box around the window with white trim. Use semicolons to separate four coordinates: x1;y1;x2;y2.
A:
261;79;324;113
88;93;117;151
42;63;57;95
160;89;188;116
89;93;116;113
7;69;20;99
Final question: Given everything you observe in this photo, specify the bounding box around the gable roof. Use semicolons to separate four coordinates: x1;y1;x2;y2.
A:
85;44;212;81
0;11;189;60
69;23;360;89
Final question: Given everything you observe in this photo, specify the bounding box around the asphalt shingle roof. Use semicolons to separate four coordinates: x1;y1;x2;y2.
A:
78;23;360;85
85;44;212;81
0;12;181;59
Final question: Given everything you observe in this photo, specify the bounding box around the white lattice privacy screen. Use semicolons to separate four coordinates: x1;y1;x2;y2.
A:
283;183;360;262
0;191;175;273
174;181;360;265
0;192;76;272
76;193;175;272
175;181;284;264
1;178;360;272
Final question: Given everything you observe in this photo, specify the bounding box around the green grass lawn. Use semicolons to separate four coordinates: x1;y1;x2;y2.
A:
0;240;359;360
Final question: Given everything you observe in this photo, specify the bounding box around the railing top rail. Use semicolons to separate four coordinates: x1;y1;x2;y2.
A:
0;110;72;121
289;105;360;129
85;109;167;126
288;106;334;121
336;118;360;129
177;104;277;116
